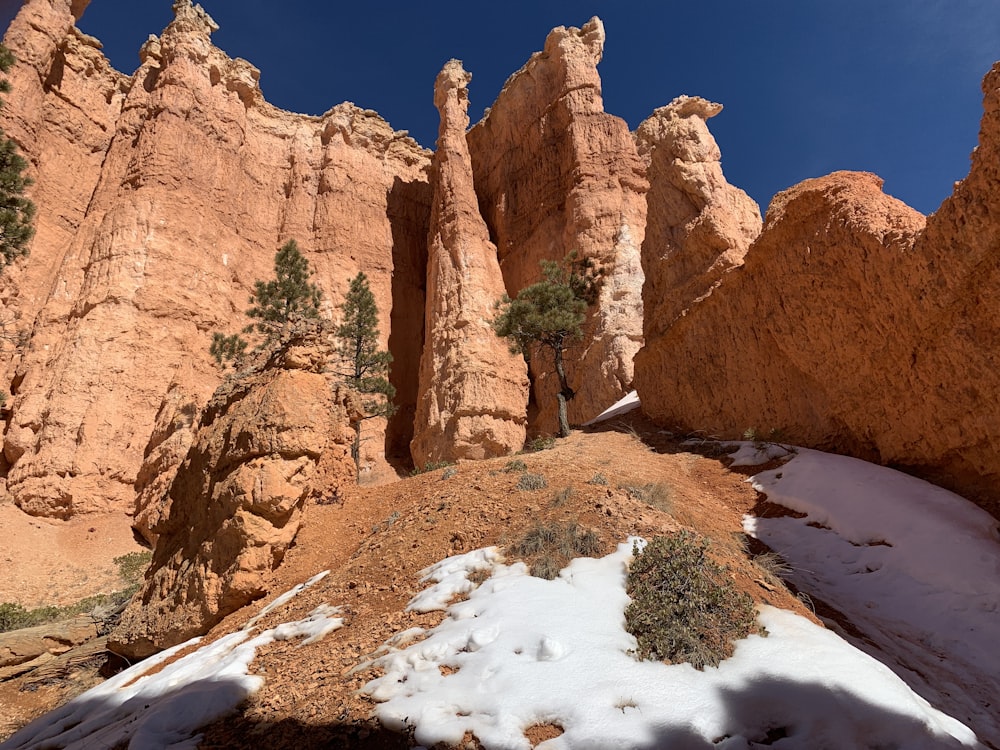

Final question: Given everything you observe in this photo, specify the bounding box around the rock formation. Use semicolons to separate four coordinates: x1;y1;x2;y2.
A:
109;334;359;660
467;17;647;434
632;96;762;337
0;0;431;517
410;61;529;466
634;62;1000;516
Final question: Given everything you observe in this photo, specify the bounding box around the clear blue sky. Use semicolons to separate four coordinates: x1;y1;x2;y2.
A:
3;0;999;215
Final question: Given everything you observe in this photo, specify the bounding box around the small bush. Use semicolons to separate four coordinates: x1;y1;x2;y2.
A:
524;435;556;453
625;531;757;669
508;521;602;579
517;473;548;491
552;487;574;507
441;466;458;480
503;459;528;473
410;460;456;476
621;482;672;512
587;472;608;486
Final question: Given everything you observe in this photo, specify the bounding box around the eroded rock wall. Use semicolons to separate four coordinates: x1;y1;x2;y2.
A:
108;335;358;660
632;96;762;340
635;65;1000;516
0;0;431;516
410;61;529;466
467;17;647;435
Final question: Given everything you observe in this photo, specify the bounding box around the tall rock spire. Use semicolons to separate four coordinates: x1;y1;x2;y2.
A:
410;60;529;465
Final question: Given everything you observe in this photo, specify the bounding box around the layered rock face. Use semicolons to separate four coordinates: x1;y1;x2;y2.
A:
632;96;762;338
109;336;358;660
467;18;647;434
0;0;431;517
410;61;529;466
636;61;1000;515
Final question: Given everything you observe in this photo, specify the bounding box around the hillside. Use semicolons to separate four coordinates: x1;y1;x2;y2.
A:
1;409;997;748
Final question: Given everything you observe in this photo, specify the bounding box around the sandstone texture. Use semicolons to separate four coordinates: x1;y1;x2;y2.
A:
109;336;359;660
410;61;529;466
633;96;762;338
467;18;647;434
0;0;431;517
635;61;1000;516
0;615;98;670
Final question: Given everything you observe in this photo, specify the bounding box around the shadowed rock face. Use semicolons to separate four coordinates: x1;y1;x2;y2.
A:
109;337;359;660
467;17;648;436
635;61;1000;517
0;0;431;517
410;60;529;466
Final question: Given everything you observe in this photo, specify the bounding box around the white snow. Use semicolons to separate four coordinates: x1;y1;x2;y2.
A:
742;445;1000;743
583;389;640;426
0;576;342;750
363;540;982;749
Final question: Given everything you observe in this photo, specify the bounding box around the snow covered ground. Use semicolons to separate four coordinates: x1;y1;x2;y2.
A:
742;445;1000;745
0;572;341;750
361;541;982;749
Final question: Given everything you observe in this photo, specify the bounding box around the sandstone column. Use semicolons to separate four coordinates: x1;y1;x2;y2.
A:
410;61;528;465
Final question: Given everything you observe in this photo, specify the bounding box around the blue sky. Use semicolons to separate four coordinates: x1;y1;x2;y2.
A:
3;0;999;215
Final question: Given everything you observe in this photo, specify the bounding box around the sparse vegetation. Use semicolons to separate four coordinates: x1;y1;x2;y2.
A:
620;481;672;512
588;472;608;486
552;487;574;506
524;435;556;453
332;271;396;475
441;466;458;480
410;460;456;476
0;43;36;272
503;459;528;473
0;551;151;634
507;521;601;579
517;473;548;491
625;531;757;670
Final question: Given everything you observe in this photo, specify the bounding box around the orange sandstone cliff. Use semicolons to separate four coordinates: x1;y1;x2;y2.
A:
467;17;648;434
410;61;529;466
0;0;431;517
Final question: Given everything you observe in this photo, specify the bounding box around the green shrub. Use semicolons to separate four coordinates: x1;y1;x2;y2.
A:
503;459;528;473
524;435;556;453
517;473;548;491
587;472;608;486
508;521;602;579
625;531;757;669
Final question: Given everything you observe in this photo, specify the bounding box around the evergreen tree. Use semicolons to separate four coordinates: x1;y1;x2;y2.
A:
332;272;395;473
0;44;36;270
493;253;599;438
246;239;322;340
209;239;321;367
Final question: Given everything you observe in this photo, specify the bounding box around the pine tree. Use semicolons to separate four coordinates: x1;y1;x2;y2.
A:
493;253;599;438
0;43;36;270
332;272;395;473
209;239;321;367
246;239;322;340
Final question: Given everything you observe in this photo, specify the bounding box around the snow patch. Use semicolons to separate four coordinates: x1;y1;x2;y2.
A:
363;540;981;749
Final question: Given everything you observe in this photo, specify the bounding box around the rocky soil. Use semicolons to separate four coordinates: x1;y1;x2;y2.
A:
0;415;814;745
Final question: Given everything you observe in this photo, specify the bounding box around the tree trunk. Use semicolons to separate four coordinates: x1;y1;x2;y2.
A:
351;422;361;477
553;345;573;438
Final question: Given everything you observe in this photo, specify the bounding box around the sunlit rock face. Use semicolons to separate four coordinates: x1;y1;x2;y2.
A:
467;17;648;436
0;0;431;516
410;60;529;466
